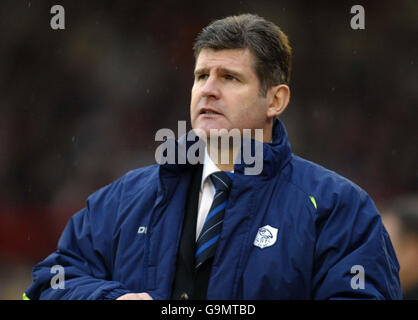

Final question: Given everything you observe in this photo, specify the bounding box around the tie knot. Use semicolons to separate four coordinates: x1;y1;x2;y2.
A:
210;171;233;192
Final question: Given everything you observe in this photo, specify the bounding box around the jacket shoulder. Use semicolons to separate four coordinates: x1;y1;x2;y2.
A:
88;164;160;204
285;154;370;212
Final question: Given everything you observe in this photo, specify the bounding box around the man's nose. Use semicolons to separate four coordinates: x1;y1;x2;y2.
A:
201;76;221;99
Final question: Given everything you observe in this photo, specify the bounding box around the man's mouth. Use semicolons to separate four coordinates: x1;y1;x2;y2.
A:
199;107;223;115
202;110;218;114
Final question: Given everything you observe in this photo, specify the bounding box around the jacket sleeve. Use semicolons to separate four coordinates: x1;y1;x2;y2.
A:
24;179;133;300
311;183;402;300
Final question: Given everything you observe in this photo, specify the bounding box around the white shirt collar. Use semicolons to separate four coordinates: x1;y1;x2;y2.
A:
200;147;234;190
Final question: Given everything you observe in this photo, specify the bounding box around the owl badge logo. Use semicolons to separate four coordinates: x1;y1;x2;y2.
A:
253;225;278;249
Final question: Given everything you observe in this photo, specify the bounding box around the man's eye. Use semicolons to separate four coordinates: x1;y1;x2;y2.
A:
197;74;208;80
224;75;238;81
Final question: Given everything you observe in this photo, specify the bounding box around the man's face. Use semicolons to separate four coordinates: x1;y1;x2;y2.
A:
190;48;272;140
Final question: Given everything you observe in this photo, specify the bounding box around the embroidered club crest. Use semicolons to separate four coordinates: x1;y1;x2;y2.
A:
253;225;278;249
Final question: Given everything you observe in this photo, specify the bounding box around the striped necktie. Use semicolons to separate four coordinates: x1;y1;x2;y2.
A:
195;171;233;269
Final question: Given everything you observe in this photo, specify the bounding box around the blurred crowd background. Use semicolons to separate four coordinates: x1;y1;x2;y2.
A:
0;0;417;299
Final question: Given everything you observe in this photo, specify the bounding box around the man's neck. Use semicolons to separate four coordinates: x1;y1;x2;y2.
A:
206;142;236;172
205;127;273;172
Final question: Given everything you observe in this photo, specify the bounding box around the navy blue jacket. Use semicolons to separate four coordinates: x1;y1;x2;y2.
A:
25;120;402;299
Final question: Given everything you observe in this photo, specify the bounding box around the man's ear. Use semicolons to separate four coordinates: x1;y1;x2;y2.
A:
266;84;290;119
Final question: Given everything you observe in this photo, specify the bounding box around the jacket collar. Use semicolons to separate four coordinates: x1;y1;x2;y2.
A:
233;118;292;179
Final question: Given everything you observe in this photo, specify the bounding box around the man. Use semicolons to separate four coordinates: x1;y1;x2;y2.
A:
24;14;401;300
381;195;418;299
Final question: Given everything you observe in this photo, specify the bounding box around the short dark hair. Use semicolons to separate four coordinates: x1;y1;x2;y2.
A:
193;13;292;96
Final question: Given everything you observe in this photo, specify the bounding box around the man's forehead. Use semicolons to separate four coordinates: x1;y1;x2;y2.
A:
195;48;254;71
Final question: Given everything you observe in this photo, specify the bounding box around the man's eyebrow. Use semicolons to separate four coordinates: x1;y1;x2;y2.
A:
194;67;245;78
194;68;209;76
218;68;244;78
